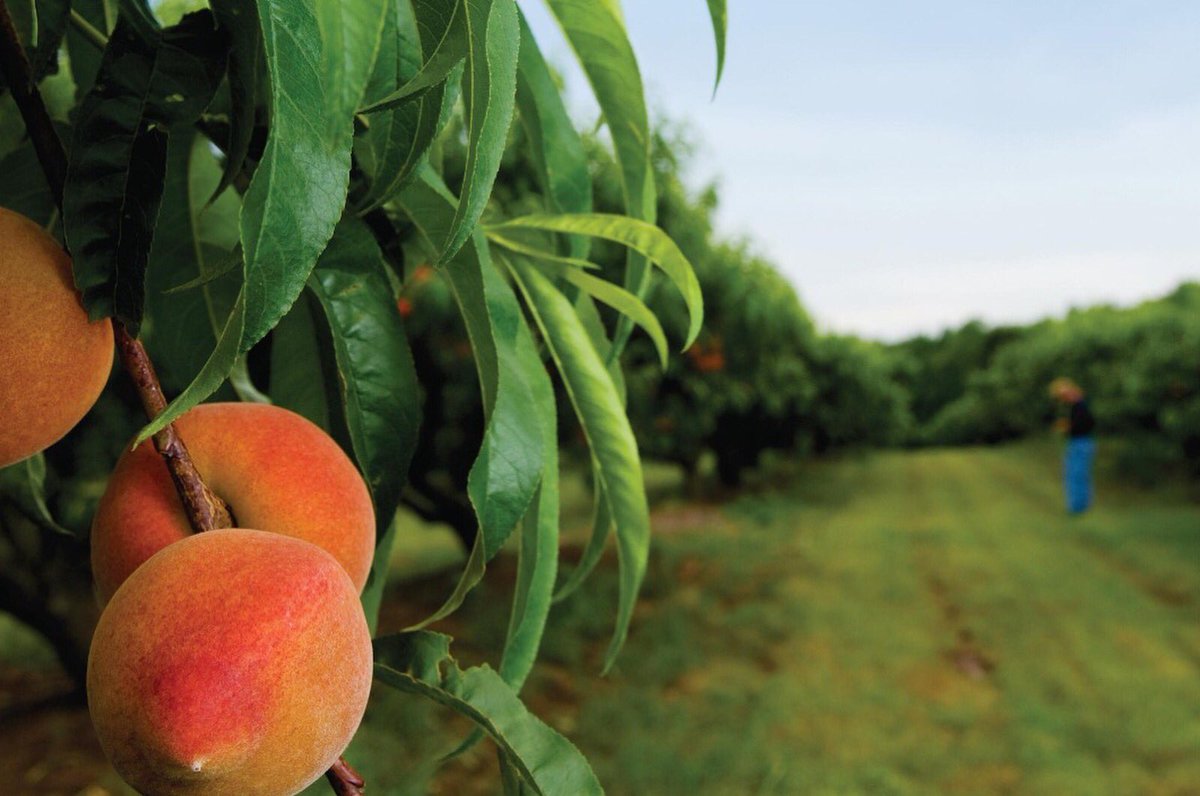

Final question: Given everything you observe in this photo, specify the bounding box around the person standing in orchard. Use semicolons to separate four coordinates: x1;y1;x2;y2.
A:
1050;377;1096;514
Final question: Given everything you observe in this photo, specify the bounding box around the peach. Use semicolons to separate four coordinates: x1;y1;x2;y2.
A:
88;528;373;796
0;206;113;468
91;402;375;603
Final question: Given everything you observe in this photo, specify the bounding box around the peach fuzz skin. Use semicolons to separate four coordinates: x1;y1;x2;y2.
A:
0;206;113;468
87;529;373;796
90;402;375;604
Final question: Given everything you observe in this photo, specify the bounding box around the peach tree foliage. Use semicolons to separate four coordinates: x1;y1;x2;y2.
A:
0;0;724;790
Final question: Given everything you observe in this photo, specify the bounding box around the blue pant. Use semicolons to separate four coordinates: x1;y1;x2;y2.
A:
1064;436;1095;514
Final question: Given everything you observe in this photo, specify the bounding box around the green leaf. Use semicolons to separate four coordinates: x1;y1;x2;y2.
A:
439;0;520;263
209;0;263;201
486;231;598;270
64;10;229;333
499;319;559;689
374;632;603;795
514;10;591;255
395;167;542;625
138;0;388;442
356;0;459;209
238;0;386;346
549;265;668;368
552;468;611;603
307;215;422;628
0;455;72;537
505;255;649;673
358;0;466;114
308;216;419;517
491;213;703;347
447;306;560;760
705;0;727;95
543;0;655;353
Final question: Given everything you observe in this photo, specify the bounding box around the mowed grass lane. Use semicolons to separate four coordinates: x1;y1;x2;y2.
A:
389;444;1200;795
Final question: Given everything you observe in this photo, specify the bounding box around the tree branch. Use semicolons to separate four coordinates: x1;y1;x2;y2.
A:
325;757;366;796
0;4;365;790
0;0;65;207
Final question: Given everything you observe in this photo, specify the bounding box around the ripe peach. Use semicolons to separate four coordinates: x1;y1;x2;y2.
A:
0;206;113;467
91;402;375;603
88;528;373;796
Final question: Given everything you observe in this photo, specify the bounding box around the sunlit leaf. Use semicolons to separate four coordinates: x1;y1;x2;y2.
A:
543;0;654;353
706;0;726;94
514;10;591;256
549;264;668;368
491;213;703;347
505;254;649;672
439;0;520;263
394;166;543;625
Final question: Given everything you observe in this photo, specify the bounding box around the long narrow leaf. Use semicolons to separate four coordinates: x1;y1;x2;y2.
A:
439;0;520;263
706;0;726;95
358;0;465;113
307;216;422;628
499;319;559;688
357;0;460;210
374;632;603;795
514;10;591;256
543;0;654;353
487;232;597;270
505;255;649;672
491;213;703;347
142;130;243;397
552;468;610;603
394;167;542;626
551;265;668;367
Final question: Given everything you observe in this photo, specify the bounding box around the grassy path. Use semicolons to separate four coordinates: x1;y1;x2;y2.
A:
478;444;1200;795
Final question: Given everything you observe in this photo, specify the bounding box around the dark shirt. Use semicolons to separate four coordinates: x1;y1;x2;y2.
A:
1069;399;1095;437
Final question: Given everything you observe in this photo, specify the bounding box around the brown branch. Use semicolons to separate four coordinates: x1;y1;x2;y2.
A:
325;757;366;795
113;328;233;530
0;0;65;207
1;5;367;792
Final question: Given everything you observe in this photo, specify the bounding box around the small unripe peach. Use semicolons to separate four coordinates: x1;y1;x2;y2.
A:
91;402;375;603
0;206;113;467
87;529;373;796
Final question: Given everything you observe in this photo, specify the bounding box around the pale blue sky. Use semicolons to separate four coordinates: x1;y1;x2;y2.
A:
522;2;1200;340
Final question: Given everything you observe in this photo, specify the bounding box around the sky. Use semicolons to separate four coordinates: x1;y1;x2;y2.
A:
521;2;1200;341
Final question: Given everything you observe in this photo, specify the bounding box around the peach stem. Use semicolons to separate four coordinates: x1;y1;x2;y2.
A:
0;2;363;790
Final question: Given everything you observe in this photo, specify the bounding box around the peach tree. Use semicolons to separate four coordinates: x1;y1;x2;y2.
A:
0;0;725;792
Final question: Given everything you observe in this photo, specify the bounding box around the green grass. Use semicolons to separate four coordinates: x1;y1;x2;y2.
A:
349;440;1200;795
